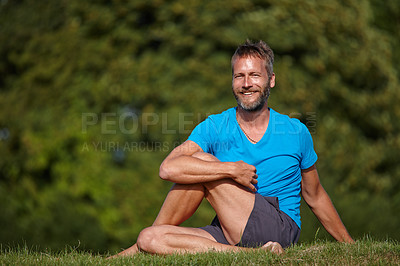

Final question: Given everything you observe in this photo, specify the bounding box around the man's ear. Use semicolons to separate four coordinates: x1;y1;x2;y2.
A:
269;73;276;88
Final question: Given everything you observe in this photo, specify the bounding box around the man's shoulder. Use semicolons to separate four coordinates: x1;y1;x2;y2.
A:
270;108;308;132
206;107;235;123
188;107;235;145
271;108;298;122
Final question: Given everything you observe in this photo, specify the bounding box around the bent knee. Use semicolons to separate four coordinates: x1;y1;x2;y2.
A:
137;227;159;252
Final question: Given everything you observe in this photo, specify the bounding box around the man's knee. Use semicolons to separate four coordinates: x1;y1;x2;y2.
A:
137;226;160;253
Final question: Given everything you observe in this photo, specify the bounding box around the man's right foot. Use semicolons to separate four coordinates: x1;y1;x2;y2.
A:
261;241;284;255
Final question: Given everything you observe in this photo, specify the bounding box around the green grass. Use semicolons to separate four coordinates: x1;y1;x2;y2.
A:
1;238;399;265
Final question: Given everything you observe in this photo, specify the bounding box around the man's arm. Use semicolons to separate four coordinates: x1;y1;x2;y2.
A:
159;140;258;191
301;165;354;243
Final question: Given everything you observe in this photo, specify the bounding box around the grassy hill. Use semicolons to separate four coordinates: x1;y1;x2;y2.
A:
1;238;399;265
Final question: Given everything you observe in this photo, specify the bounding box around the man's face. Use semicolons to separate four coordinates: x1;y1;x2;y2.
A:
232;56;275;112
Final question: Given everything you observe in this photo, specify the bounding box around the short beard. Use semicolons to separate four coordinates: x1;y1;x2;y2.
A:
233;84;271;112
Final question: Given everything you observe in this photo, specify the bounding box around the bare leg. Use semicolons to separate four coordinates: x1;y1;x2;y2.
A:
115;153;210;257
114;183;205;257
202;178;254;244
137;224;283;254
153;183;205;226
153;151;218;226
135;152;260;254
137;225;258;254
114;152;282;256
190;152;256;245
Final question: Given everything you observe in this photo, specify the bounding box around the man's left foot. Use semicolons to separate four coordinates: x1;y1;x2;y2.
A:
107;243;140;259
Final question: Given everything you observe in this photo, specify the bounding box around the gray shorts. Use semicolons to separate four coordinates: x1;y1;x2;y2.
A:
200;193;300;248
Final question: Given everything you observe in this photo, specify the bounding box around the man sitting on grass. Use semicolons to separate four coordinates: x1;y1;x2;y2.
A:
113;40;353;256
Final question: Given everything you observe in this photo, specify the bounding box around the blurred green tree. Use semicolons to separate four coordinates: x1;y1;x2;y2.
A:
0;0;399;252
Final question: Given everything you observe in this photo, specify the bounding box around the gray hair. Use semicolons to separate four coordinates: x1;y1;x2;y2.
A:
231;39;274;78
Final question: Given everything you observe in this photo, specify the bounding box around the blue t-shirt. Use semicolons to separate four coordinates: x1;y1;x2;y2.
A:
187;107;318;228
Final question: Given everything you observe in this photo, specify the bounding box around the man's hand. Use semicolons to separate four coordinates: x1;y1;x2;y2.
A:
230;160;258;192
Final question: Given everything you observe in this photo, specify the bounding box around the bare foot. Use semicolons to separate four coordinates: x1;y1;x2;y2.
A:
107;243;140;259
261;241;284;255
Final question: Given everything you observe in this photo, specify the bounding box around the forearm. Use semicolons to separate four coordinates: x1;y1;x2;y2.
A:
309;191;354;243
160;142;258;191
302;166;354;243
159;154;235;184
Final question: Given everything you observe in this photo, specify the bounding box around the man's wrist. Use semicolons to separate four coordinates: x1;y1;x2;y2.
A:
222;161;237;179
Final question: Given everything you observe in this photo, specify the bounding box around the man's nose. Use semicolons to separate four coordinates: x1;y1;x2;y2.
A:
243;76;252;88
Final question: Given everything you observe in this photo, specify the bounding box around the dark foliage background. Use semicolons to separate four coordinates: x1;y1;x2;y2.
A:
0;0;399;253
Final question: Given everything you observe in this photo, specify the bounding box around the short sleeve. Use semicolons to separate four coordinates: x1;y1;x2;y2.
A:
187;117;216;154
300;123;318;169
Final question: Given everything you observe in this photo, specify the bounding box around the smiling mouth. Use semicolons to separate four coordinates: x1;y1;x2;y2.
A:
241;91;258;95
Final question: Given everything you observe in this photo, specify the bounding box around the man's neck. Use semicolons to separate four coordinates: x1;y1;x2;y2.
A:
236;103;270;129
